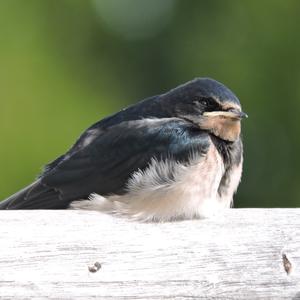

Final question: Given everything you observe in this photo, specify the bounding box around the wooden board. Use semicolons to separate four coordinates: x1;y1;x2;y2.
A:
0;209;300;299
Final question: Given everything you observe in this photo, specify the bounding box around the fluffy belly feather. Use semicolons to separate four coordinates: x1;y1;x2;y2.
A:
71;142;242;222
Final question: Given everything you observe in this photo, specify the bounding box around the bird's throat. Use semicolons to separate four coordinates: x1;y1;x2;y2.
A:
199;116;241;142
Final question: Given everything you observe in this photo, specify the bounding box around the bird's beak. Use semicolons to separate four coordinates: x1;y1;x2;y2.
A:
203;109;248;120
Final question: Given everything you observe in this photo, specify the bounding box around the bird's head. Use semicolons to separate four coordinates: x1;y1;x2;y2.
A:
163;78;247;142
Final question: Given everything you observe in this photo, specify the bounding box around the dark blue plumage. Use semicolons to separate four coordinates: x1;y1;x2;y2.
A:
0;78;246;218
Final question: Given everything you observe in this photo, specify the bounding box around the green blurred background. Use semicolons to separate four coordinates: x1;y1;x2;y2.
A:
1;0;299;207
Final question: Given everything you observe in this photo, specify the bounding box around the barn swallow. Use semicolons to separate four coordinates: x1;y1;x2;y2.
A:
0;78;247;221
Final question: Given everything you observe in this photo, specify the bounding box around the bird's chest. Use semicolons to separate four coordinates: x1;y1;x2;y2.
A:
173;144;226;217
182;145;224;199
89;141;242;222
152;144;242;218
217;159;243;206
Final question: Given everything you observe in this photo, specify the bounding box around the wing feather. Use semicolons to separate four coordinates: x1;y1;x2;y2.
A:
0;118;210;209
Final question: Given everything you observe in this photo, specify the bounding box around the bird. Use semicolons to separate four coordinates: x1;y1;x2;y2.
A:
0;78;247;222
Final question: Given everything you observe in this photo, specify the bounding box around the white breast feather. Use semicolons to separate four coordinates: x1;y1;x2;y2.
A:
70;142;242;222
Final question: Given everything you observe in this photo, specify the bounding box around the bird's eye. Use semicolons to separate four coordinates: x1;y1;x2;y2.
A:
193;96;209;104
202;99;209;106
192;97;213;108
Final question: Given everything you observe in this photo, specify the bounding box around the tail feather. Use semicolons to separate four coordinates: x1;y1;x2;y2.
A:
0;180;70;209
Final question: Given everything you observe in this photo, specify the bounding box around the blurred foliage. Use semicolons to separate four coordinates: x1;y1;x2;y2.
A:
1;0;300;207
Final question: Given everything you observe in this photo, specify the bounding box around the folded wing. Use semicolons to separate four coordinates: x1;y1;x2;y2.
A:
0;118;210;209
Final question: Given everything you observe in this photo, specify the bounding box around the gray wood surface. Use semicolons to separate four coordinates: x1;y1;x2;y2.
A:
0;209;299;299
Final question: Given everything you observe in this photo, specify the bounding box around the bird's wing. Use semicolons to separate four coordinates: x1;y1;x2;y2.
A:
0;118;210;209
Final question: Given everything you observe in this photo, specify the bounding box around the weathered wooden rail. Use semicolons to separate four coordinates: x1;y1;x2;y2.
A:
0;209;300;299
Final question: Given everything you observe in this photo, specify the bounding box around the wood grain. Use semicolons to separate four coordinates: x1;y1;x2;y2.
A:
0;209;300;299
